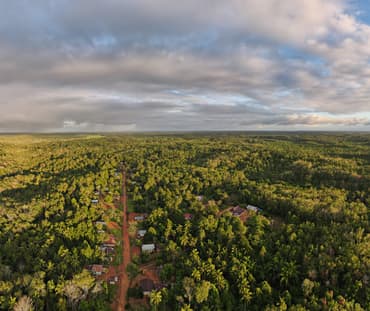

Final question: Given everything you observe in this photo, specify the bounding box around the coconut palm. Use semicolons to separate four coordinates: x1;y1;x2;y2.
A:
13;296;34;311
149;290;162;311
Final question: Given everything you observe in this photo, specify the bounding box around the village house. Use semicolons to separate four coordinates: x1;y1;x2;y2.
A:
141;243;155;253
220;205;249;222
183;213;193;221
100;245;115;259
246;204;262;213
102;234;117;248
230;205;246;217
137;229;147;238
108;276;119;285
128;213;148;222
140;279;155;296
135;215;145;221
100;235;116;261
88;264;105;276
91;199;99;204
95;221;107;234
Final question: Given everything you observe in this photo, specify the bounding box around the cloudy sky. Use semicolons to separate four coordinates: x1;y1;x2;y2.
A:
1;0;370;132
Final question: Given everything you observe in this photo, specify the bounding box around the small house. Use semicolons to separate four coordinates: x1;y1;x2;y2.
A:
91;199;99;204
129;213;148;222
142;243;155;253
100;244;115;256
103;235;117;248
184;213;193;221
95;221;106;227
89;264;105;276
108;276;119;285
137;229;147;238
246;205;262;213
230;206;245;217
105;247;115;256
140;279;155;296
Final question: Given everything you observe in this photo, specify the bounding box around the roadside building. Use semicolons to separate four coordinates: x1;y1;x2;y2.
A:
140;279;155;296
129;213;148;222
88;264;105;276
108;276;119;285
141;243;155;253
137;229;147;238
102;234;117;248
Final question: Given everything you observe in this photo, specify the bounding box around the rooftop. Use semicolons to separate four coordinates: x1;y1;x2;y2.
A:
140;278;155;292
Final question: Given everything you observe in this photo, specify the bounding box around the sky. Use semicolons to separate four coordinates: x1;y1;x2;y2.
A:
1;0;370;132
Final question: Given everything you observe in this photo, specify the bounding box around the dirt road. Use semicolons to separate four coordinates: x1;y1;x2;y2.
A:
117;170;131;311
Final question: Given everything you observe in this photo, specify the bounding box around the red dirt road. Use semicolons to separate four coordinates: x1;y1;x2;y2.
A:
117;170;131;311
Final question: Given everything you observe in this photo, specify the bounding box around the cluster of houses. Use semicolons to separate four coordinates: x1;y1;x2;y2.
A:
101;233;117;260
87;170;122;285
91;186;115;204
127;212;164;298
128;213;148;222
86;220;119;284
91;189;101;204
86;264;119;285
127;211;165;300
128;213;157;255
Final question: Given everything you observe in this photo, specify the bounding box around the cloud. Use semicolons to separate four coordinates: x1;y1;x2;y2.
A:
0;0;369;131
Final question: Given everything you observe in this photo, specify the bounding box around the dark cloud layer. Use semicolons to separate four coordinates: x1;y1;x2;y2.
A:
0;0;370;132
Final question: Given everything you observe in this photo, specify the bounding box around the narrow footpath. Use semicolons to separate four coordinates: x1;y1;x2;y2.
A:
117;170;131;311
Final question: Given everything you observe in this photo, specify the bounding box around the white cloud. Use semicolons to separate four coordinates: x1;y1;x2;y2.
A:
0;0;370;131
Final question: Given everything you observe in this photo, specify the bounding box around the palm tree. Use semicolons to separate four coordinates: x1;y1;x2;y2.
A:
180;305;193;311
13;296;34;311
183;277;195;305
150;290;162;311
279;261;298;287
64;282;83;310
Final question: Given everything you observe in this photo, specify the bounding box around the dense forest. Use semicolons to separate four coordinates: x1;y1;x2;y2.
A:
0;133;369;310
